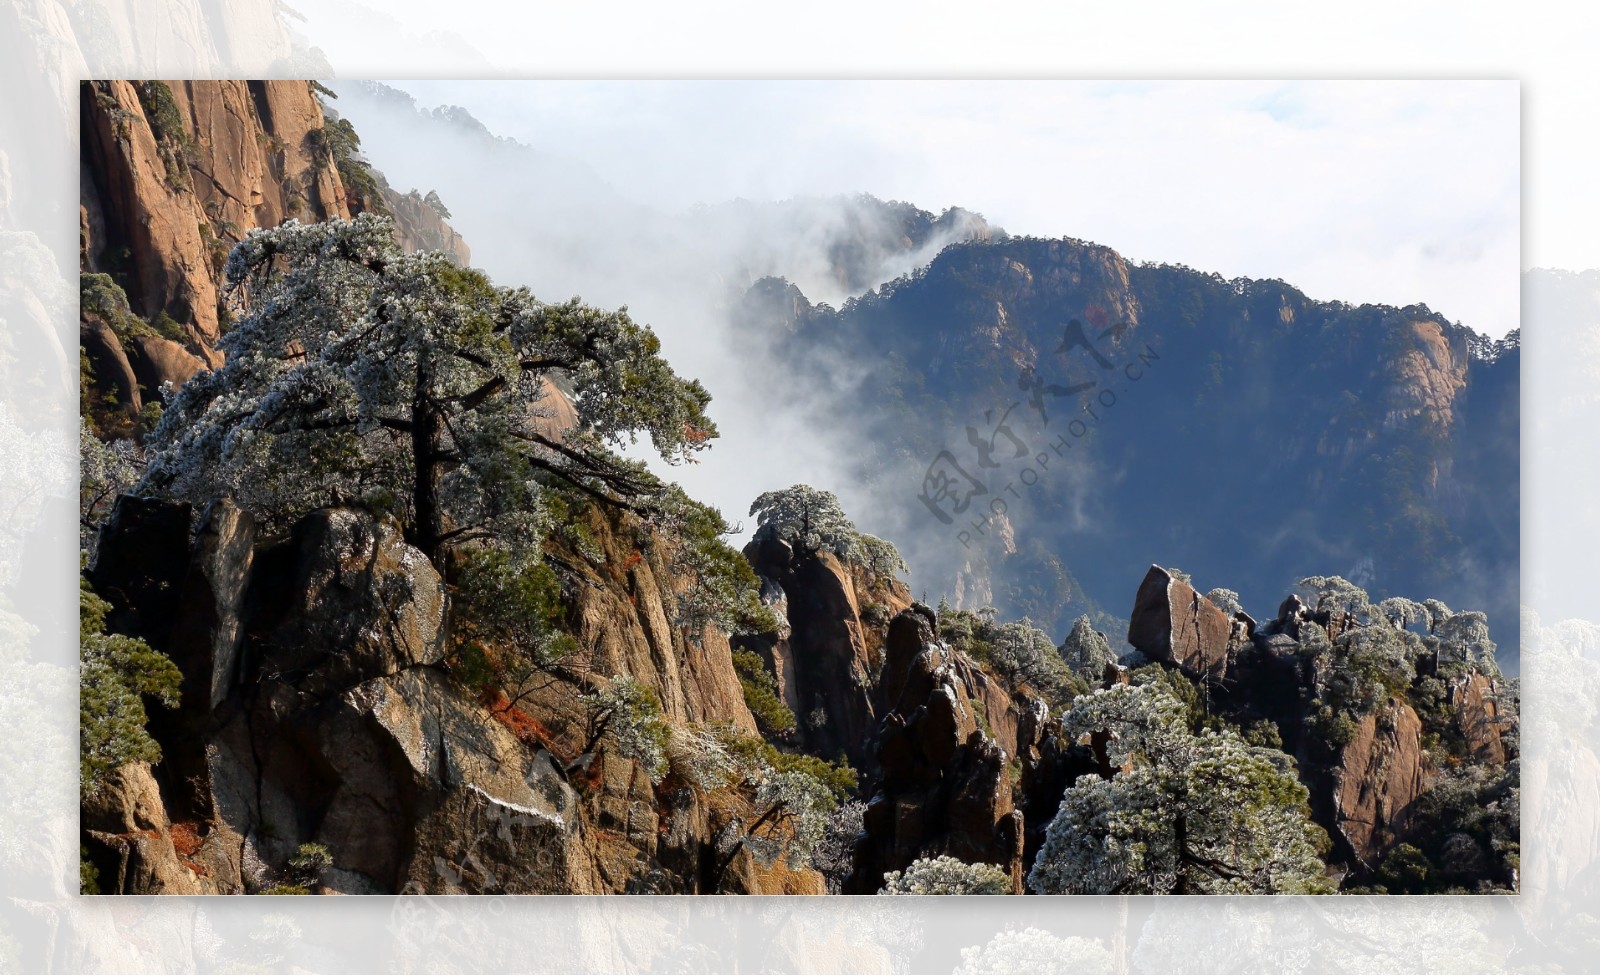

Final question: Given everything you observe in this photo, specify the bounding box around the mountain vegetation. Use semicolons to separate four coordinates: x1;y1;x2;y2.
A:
734;239;1519;664
76;80;1517;897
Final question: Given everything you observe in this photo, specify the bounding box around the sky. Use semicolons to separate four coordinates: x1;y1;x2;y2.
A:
328;77;1524;584
380;79;1520;338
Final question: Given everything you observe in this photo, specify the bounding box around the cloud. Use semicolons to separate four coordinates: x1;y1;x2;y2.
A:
327;79;1519;586
388;80;1519;337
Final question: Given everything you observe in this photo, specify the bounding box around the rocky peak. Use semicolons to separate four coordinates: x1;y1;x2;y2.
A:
79;80;473;406
739;534;911;771
849;608;1032;893
1385;318;1469;435
1126;565;1234;682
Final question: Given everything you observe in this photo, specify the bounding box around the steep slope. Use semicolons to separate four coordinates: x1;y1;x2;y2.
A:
82;494;829;895
78;79;470;435
80;80;351;356
74;77;1519;900
737;238;1520;662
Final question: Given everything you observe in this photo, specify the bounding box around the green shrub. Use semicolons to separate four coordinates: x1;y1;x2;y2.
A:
287;842;333;887
310;117;391;215
80;274;148;339
860;601;889;627
450;549;577;705
80;576;182;794
1377;843;1432;894
731;648;797;737
715;727;857;802
1243;719;1284;750
133;81;195;190
1307;703;1358;752
261;883;311;895
454;549;571;664
148;311;188;343
80;845;101;895
856;533;907;581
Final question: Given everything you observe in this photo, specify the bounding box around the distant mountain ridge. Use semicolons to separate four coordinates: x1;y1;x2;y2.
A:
737;235;1520;663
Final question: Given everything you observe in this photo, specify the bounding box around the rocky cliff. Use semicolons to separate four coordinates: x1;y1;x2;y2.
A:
737;238;1520;664
1118;567;1518;889
74;77;1516;898
79;80;469;432
739;535;912;772
81;494;828;895
848;609;1037;893
80;80;349;356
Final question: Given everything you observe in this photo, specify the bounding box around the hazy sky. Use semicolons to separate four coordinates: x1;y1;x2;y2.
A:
387;79;1520;338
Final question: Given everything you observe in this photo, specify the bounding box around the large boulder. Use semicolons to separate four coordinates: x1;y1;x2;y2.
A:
849;609;1027;894
192;507;606;894
1126;565;1232;681
1331;699;1428;869
126;333;205;401
80;319;141;415
248;507;447;697
81;762;235;894
365;669;599;895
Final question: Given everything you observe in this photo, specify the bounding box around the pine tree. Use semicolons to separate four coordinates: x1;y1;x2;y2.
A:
1028;683;1332;894
139;215;715;570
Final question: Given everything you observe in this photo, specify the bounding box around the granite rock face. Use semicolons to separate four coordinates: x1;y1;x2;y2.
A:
78;79;472;415
741;535;911;772
848;609;1053;894
1126;565;1233;682
1331;700;1428;870
84;496;809;894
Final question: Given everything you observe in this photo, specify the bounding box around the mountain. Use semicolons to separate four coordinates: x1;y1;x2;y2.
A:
78;79;469;437
76;80;1517;898
324;81;1001;312
735;237;1520;665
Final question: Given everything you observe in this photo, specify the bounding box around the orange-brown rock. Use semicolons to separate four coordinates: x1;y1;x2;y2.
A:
79;79;470;381
87;492;787;894
81;762;242;894
80;318;142;416
383;186;471;265
1387;318;1469;436
126;334;205;401
81;80;226;359
1450;671;1508;764
1332;699;1428;869
169;79;349;241
1127;564;1232;681
559;505;758;733
529;376;579;442
741;537;912;771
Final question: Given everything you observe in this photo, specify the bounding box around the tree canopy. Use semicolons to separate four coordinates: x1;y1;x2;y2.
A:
879;855;1012;895
747;483;905;580
1028;683;1332;895
1058;614;1117;677
988;619;1074;697
140;215;716;567
80;576;181;793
